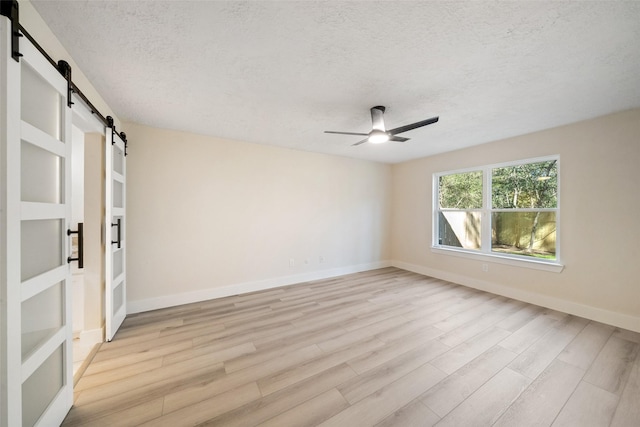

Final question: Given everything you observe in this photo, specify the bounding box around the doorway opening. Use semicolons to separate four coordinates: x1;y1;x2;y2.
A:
70;107;106;383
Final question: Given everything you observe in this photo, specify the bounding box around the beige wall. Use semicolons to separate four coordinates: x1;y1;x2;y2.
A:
391;109;640;331
125;123;392;311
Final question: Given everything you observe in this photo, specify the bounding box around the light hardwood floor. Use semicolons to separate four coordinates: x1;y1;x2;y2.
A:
63;268;640;426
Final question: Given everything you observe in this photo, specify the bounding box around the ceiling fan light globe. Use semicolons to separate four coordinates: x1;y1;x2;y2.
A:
368;130;390;144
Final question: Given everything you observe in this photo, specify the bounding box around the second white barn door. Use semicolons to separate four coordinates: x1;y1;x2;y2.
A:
105;127;127;341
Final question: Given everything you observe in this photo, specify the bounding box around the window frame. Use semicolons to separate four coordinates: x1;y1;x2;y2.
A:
432;155;563;273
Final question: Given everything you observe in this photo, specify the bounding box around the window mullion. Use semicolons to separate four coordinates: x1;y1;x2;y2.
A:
482;166;492;254
432;174;439;247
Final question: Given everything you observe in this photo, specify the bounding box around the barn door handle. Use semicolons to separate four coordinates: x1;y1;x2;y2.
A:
67;223;84;268
111;219;121;248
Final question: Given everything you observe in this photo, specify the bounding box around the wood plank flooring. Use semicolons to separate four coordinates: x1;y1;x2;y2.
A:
63;268;640;426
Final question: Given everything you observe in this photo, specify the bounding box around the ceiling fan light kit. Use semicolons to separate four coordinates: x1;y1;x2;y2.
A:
325;106;439;146
367;130;390;144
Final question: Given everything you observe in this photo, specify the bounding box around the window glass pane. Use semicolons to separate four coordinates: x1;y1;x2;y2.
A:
113;281;124;316
439;171;482;209
113;180;123;208
438;211;481;249
492;160;558;209
21;62;61;140
22;344;64;427
113;247;123;280
492;211;556;259
21;219;64;281
21;282;63;359
113;144;124;175
21;140;62;204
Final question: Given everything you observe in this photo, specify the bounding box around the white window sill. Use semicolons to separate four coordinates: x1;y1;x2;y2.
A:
431;246;564;273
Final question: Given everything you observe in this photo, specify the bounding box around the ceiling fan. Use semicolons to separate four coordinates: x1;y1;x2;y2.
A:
325;106;439;146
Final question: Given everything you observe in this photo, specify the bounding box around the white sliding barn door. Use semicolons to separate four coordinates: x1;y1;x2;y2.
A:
105;128;127;341
1;19;73;427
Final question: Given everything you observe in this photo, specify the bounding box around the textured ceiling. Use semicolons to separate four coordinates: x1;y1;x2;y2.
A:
31;1;640;164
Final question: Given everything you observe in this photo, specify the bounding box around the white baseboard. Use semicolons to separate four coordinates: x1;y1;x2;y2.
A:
127;260;392;314
392;260;640;333
79;327;104;346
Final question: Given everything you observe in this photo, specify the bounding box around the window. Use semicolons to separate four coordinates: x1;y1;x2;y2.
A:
434;156;559;266
437;170;483;250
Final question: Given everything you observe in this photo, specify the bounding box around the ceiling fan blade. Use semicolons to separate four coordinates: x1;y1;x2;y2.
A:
388;116;439;135
325;131;369;136
351;138;369;146
390;136;409;142
370;106;386;131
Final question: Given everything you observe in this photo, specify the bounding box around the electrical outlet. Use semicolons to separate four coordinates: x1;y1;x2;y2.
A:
482;263;489;272
304;258;310;265
289;258;295;268
319;255;324;263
